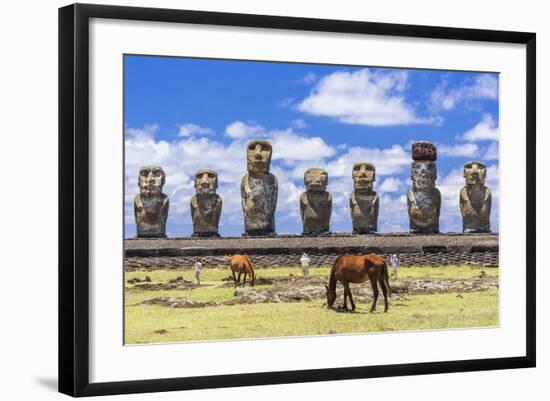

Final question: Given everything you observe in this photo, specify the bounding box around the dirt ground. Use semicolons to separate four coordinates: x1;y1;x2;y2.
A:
137;273;498;309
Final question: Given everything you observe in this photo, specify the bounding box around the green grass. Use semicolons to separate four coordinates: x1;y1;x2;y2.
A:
124;265;499;344
125;264;497;284
125;290;499;344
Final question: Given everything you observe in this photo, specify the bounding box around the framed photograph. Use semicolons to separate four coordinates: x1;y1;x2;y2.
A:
59;3;536;397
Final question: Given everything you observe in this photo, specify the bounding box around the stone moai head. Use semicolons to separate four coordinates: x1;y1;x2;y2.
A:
352;162;375;191
194;169;218;195
138;166;166;196
463;161;487;186
304;168;328;192
411;142;437;191
246;140;273;175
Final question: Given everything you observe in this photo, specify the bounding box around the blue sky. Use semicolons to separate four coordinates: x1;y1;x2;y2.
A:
124;55;499;238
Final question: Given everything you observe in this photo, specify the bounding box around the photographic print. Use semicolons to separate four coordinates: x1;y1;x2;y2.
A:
123;55;500;344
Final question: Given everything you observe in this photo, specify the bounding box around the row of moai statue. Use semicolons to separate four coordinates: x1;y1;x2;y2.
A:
134;141;492;238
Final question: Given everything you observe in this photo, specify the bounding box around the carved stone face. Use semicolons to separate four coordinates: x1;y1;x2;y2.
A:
352;163;375;191
246;140;273;175
463;161;487;185
194;169;218;195
138;166;165;196
411;161;437;191
304;168;328;191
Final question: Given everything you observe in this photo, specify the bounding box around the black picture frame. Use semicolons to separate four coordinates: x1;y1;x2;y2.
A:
59;3;536;397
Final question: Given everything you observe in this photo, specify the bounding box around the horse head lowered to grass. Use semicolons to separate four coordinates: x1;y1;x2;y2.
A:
230;254;255;287
325;254;391;313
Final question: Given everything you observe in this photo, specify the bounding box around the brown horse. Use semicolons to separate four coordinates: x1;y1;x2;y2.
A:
230;254;255;287
325;254;391;313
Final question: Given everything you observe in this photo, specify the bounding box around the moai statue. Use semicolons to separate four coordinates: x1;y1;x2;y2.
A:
300;168;332;235
134;166;169;238
349;162;379;234
241;140;278;236
190;169;223;237
407;141;441;234
460;161;492;233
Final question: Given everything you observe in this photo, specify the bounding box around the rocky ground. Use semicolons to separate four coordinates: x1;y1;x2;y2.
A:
138;273;498;309
125;251;499;270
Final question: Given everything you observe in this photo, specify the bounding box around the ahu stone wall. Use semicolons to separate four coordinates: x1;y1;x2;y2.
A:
124;232;499;270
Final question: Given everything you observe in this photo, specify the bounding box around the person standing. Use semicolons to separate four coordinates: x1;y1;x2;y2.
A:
300;253;310;277
194;259;202;285
390;253;399;279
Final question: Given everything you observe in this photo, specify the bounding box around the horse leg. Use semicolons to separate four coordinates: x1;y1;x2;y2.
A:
237;271;242;287
369;276;379;313
243;272;247;287
232;270;237;288
342;282;349;310
343;282;355;311
379;275;389;313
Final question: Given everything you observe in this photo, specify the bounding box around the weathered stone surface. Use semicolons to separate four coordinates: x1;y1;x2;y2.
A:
460;161;492;233
190;169;222;237
350;162;379;233
125;233;499;254
408;142;441;234
241;140;278;236
412;141;437;161
134;166;169;238
124;233;499;268
300;168;332;235
126;251;499;270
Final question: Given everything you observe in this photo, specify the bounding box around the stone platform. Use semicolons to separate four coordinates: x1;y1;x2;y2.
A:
124;233;499;269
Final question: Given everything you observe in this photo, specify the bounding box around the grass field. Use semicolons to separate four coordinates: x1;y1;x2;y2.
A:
124;265;499;344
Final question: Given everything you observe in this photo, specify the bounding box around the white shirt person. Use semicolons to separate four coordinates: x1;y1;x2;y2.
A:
390;254;399;279
300;253;311;277
194;260;202;285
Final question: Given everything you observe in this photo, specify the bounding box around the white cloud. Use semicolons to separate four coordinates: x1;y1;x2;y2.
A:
290;118;308;129
297;68;436;126
326;144;411;177
269;129;336;162
483;142;499;160
378;177;404;193
125;124;170;166
429;74;498;111
126;123;160;141
378;194;408;232
458;114;499;142
178;123;214;137
303;72;317;85
278;97;295;108
438;143;480;157
225;121;264;139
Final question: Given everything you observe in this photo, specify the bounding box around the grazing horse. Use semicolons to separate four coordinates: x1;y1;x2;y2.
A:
325;254;391;313
230;254;255;287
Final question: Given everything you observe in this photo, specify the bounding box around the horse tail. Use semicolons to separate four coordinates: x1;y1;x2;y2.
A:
383;260;392;297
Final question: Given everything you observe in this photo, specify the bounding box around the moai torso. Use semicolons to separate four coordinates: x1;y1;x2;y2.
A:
190;169;222;237
349;162;378;234
300;168;332;235
134;166;169;238
460;161;491;233
407;142;441;234
241;140;278;236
